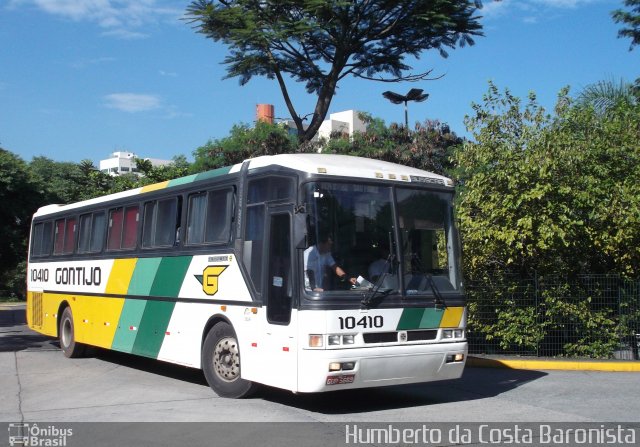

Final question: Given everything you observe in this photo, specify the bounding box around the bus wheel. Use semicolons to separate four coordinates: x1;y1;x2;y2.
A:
202;322;257;398
59;307;86;358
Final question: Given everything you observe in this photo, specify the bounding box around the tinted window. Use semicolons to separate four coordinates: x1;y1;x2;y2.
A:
78;212;106;254
54;219;65;254
247;177;293;204
90;213;106;252
78;214;92;253
107;206;138;251
53;218;75;255
31;221;53;257
122;207;138;249
107;208;123;250
142;197;180;248
186;188;232;245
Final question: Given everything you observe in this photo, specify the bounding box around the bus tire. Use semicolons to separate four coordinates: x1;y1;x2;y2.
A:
202;321;257;398
59;307;86;358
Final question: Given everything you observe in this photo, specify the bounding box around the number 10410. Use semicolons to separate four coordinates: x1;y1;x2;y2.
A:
338;315;384;329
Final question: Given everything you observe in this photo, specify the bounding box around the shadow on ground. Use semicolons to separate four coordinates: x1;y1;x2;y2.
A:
2;306;547;414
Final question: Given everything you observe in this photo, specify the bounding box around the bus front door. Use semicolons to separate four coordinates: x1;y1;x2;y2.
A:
260;207;298;391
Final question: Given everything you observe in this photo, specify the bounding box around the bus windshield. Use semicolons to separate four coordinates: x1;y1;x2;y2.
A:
303;182;461;297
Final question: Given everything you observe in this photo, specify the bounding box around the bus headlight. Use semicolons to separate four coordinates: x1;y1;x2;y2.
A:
328;335;341;346
342;335;355;345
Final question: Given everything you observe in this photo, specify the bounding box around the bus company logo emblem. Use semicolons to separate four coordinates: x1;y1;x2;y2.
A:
398;331;408;342
196;266;227;296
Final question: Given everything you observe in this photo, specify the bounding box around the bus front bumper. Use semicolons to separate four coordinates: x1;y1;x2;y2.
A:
296;341;467;393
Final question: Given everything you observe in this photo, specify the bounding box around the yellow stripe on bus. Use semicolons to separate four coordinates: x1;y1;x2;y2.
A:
141;181;169;193
81;295;126;349
81;258;139;348
440;307;464;328
106;258;138;295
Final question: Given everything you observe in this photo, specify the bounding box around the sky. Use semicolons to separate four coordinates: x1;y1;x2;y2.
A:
0;0;637;165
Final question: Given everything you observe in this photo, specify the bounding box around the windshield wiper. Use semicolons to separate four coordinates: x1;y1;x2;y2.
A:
361;254;395;309
426;273;447;309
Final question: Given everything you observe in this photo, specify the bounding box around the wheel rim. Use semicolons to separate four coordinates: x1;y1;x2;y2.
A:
61;317;72;348
213;336;240;382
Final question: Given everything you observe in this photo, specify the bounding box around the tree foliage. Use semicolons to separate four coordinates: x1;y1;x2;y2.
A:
612;0;640;50
454;81;640;278
191;120;300;172
457;82;640;358
186;0;484;141
0;149;44;298
319;113;462;176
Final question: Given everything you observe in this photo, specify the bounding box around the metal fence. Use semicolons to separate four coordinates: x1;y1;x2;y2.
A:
466;274;640;360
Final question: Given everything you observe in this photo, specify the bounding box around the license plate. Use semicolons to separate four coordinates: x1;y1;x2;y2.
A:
326;374;355;385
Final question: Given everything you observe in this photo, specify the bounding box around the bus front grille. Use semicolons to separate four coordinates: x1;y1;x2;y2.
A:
32;292;43;327
363;330;438;344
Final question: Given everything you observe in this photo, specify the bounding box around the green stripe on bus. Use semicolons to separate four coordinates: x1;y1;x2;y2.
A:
129;257;192;358
128;257;162;295
111;299;147;353
194;166;232;182
167;174;198;187
149;256;193;297
131;300;176;358
396;308;425;330
419;308;444;329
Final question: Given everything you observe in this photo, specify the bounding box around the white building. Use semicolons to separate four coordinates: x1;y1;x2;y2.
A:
316;110;367;141
99;151;172;176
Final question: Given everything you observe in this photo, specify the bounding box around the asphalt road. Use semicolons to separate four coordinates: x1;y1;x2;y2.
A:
1;304;639;446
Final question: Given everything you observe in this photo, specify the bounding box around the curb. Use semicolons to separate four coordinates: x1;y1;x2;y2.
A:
0;303;26;310
467;355;640;372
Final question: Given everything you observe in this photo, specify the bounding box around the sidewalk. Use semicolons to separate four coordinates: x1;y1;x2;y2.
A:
468;354;640;372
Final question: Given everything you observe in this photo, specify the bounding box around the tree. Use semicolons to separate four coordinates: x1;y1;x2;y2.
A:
576;78;638;117
191;120;300;172
321;113;462;176
455;82;640;278
186;0;484;142
456;82;640;357
612;0;640;50
0;149;44;298
134;155;191;184
29;156;115;203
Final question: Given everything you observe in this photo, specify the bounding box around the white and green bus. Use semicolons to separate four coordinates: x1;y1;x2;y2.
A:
27;154;467;398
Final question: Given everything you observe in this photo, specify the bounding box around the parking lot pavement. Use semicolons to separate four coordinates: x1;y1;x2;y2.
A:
1;304;640;425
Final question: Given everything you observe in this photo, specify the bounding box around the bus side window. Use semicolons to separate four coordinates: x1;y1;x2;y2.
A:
77;214;92;253
31;221;53;257
186;187;232;245
205;188;232;243
90;212;106;253
107;205;138;251
107;208;124;250
53;218;76;255
53;219;65;254
142;197;181;248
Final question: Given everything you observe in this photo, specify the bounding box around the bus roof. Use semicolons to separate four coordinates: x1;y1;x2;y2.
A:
33;154;452;218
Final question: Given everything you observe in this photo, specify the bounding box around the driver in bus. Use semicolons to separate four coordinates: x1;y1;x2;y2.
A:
304;232;357;291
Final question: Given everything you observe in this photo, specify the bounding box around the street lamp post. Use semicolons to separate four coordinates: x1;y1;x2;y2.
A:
382;88;429;129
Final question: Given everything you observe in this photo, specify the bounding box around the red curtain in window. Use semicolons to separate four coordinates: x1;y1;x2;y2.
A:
107;208;123;250
63;218;76;254
54;220;65;254
122;207;138;249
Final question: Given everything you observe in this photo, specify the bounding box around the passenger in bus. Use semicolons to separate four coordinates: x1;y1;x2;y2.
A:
368;242;391;283
304;233;357;291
